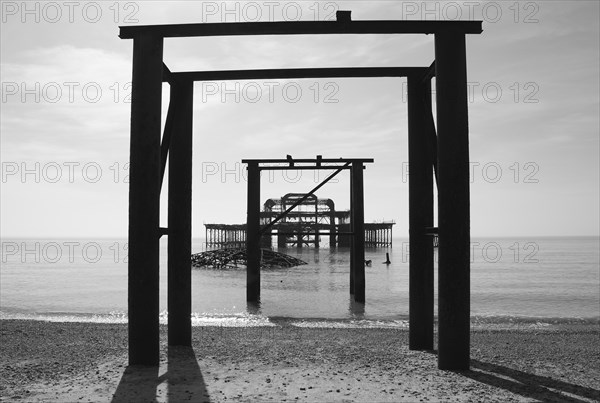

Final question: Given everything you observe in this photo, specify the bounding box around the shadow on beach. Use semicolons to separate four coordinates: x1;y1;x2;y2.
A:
111;346;209;402
422;350;600;402
465;359;600;402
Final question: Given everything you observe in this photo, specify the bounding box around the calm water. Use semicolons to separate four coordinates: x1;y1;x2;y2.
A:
1;237;598;324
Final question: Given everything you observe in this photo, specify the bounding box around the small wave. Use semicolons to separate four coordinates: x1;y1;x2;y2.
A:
0;310;275;327
290;319;409;329
2;311;597;330
0;310;129;324
191;312;276;327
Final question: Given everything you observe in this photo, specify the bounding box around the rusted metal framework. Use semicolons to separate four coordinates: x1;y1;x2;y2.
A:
262;194;394;248
204;195;394;248
263;193;334;248
119;13;482;370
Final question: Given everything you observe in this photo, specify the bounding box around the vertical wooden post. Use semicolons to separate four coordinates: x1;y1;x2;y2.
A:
329;212;336;248
408;75;434;350
349;174;355;294
435;32;471;370
128;33;163;366
168;80;193;346
246;162;261;302
352;162;365;303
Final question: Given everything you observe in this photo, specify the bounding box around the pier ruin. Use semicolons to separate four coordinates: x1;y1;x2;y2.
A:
205;193;394;249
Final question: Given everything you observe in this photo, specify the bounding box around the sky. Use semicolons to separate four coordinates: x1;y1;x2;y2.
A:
1;0;599;238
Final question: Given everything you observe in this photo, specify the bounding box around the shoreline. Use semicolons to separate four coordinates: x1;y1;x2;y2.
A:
1;319;599;402
1;310;598;329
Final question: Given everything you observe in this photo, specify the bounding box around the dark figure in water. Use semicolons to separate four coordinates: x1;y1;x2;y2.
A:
365;260;372;266
383;252;391;265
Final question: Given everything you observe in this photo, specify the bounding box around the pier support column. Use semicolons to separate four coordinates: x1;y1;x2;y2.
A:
435;31;471;370
351;162;365;303
329;212;336;248
349;176;355;294
278;231;286;248
408;75;434;351
128;33;163;366
168;80;193;347
246;162;261;302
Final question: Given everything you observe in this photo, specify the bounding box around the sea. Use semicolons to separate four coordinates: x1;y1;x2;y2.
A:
1;237;598;327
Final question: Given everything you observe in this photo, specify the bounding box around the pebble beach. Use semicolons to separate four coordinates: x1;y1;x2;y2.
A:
1;319;598;402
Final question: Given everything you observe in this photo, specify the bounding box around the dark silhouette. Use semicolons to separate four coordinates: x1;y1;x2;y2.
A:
121;14;482;369
383;252;391;264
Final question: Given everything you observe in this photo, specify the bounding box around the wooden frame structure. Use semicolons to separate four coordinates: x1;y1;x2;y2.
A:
119;13;482;370
242;158;373;304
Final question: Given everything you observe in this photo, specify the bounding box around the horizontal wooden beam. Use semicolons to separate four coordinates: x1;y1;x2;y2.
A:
263;232;354;236
120;20;483;39
258;165;352;171
242;158;374;164
168;67;427;82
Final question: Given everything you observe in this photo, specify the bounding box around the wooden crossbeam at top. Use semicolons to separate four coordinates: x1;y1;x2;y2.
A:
242;158;374;164
168;67;428;82
119;20;483;39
